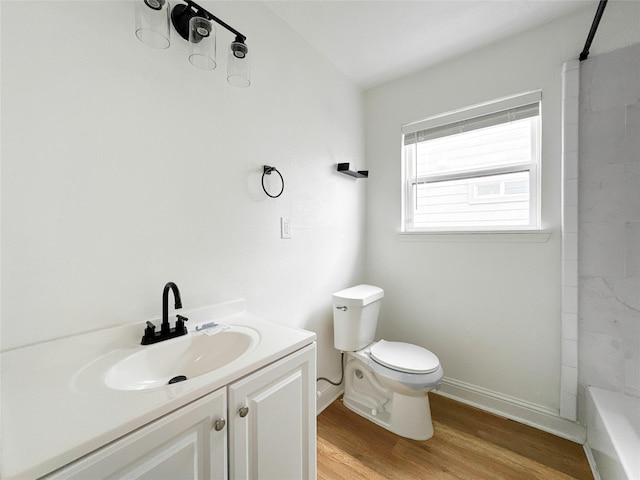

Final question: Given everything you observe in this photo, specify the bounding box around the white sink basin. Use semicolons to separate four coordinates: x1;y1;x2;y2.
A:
105;327;260;391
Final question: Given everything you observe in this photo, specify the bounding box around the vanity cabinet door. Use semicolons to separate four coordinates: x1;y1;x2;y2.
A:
45;388;227;480
228;343;316;480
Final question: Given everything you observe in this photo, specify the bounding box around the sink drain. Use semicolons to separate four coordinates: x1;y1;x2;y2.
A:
168;375;187;385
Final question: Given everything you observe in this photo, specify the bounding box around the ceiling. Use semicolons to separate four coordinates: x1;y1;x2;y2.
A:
263;0;598;89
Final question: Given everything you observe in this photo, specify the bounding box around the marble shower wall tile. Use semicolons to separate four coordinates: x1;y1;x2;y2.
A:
579;222;628;277
579;330;627;391
580;44;640;113
578;43;640;400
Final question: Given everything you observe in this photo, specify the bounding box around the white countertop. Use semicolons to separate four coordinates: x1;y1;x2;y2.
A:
0;300;316;480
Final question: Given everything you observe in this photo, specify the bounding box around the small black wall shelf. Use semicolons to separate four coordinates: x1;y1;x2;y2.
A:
337;163;368;179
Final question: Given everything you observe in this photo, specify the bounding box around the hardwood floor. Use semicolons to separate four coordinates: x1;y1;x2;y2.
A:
317;394;593;480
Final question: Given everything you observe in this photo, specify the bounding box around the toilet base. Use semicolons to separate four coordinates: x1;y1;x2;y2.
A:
343;392;434;440
343;352;435;440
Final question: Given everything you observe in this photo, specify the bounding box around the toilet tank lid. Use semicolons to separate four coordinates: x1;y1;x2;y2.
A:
332;284;384;307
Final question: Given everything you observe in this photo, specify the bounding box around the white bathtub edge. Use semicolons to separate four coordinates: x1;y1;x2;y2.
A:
583;442;602;480
587;386;640;480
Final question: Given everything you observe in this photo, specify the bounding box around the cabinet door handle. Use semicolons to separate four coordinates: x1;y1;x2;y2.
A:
214;418;226;431
238;406;249;418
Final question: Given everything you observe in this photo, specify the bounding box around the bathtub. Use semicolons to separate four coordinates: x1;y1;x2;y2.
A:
586;386;640;480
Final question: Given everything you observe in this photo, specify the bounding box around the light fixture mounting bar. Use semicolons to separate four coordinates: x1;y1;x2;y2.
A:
182;0;246;42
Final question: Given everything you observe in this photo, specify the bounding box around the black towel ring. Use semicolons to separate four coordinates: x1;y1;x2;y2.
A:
262;165;284;198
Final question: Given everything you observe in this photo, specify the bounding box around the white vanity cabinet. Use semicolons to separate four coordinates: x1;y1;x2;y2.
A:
229;343;316;480
44;343;316;480
46;387;228;480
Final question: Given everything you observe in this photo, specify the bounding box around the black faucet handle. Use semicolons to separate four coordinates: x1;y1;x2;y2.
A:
141;321;157;345
176;315;189;333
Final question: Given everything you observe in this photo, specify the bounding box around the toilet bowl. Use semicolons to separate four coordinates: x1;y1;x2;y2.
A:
367;339;443;395
332;285;443;440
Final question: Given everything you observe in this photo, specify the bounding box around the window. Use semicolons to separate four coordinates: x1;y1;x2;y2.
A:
402;92;541;232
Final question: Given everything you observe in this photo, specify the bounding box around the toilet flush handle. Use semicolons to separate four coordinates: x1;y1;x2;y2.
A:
335;306;348;311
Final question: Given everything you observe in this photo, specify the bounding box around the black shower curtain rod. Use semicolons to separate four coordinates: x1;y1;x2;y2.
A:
579;0;608;61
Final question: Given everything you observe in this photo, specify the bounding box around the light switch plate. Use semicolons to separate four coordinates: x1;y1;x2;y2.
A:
280;217;291;239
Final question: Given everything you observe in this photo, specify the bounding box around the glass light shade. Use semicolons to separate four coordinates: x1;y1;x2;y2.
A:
188;17;216;70
227;41;250;87
135;0;170;49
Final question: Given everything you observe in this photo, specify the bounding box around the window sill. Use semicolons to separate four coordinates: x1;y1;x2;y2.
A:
397;230;552;243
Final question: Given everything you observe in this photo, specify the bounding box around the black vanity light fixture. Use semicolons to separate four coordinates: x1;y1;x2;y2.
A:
135;0;251;87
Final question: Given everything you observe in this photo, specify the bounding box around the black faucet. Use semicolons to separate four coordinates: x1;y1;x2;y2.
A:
162;282;181;334
141;282;189;345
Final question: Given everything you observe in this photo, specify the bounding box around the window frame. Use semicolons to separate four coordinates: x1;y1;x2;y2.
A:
401;91;542;233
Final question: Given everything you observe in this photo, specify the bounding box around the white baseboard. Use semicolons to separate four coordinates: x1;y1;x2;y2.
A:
316;382;344;415
437;376;586;444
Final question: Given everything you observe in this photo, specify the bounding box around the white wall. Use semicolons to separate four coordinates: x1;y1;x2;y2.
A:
0;0;364;393
364;1;640;423
578;43;640;409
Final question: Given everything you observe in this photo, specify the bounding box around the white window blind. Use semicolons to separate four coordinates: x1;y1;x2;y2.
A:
402;92;541;232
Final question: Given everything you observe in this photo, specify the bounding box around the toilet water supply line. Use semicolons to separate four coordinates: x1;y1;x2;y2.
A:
316;353;391;416
316;352;345;386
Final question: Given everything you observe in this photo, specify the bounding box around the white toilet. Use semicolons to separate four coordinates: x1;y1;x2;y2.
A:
333;284;443;440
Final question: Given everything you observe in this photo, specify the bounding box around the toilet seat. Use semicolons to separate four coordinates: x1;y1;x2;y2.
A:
356;343;443;391
370;340;440;374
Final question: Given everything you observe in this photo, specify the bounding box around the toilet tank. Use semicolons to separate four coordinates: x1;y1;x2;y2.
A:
332;284;384;351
